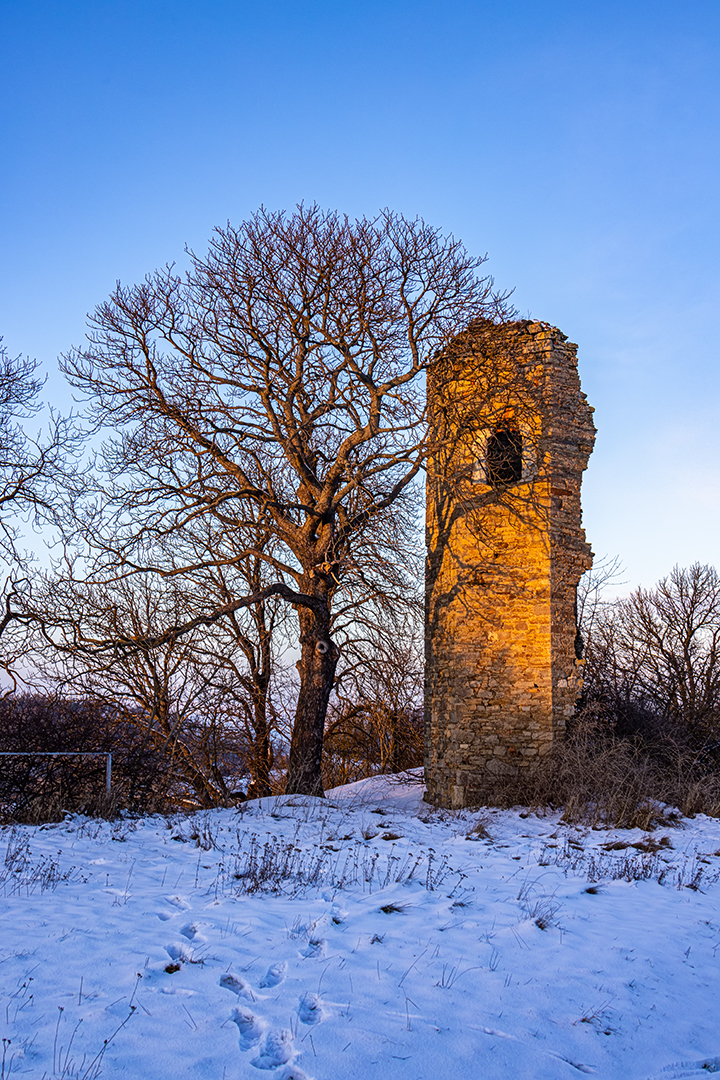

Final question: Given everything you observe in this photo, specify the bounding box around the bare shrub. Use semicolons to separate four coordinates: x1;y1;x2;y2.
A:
583;564;720;735
0;694;171;822
571;562;720;823
322;703;423;790
477;711;720;827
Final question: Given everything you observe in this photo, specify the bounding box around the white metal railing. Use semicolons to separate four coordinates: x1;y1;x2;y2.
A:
0;752;112;794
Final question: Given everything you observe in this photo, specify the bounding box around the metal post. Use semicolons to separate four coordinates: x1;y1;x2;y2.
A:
105;753;112;795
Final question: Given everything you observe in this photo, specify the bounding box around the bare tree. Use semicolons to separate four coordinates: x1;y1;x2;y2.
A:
60;205;510;795
324;623;424;788
583;564;720;737
175;523;294;798
31;574;237;806
0;340;81;687
575;554;625;680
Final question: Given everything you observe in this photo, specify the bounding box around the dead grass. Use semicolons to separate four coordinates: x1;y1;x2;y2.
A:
0;829;85;896
465;815;492;841
214;830;455;897
538;836;720;890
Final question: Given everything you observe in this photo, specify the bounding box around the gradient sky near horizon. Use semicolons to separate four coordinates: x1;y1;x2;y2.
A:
1;0;718;591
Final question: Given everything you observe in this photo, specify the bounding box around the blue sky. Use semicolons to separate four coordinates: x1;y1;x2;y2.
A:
1;0;718;589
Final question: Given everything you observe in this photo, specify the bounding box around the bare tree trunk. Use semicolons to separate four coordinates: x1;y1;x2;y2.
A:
248;697;272;797
286;600;338;796
389;710;402;773
249;601;274;797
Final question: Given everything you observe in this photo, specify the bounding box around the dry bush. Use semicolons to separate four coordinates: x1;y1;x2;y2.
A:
479;710;720;827
0;694;177;822
322;703;423;790
0;687;284;820
584;564;720;732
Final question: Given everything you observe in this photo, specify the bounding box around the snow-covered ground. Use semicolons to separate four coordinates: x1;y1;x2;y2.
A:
2;772;720;1079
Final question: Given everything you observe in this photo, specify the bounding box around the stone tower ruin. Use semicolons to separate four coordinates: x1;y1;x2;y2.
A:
424;319;595;808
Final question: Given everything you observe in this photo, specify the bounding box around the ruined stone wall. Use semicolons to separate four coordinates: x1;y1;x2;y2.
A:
424;320;595;808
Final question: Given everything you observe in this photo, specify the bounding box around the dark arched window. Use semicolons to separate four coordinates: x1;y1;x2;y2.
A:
486;428;522;487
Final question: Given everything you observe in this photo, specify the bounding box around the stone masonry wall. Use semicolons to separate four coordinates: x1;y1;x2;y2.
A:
424;320;595;808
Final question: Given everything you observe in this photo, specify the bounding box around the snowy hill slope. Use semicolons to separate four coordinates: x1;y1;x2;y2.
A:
1;772;720;1079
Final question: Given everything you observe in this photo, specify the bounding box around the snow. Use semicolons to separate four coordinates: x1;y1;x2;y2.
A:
2;772;720;1079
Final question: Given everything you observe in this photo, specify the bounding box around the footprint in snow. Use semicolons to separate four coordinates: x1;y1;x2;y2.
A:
297;992;325;1025
220;972;256;999
231;1006;263;1050
276;1067;312;1080
164;895;190;910
251;1028;296;1070
647;1060;720;1078
259;961;287;988
330;902;346;924
157;895;189;920
180;922;207;944
300;938;325;959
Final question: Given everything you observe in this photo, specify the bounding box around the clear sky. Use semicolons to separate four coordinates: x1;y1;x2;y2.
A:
1;0;718;590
